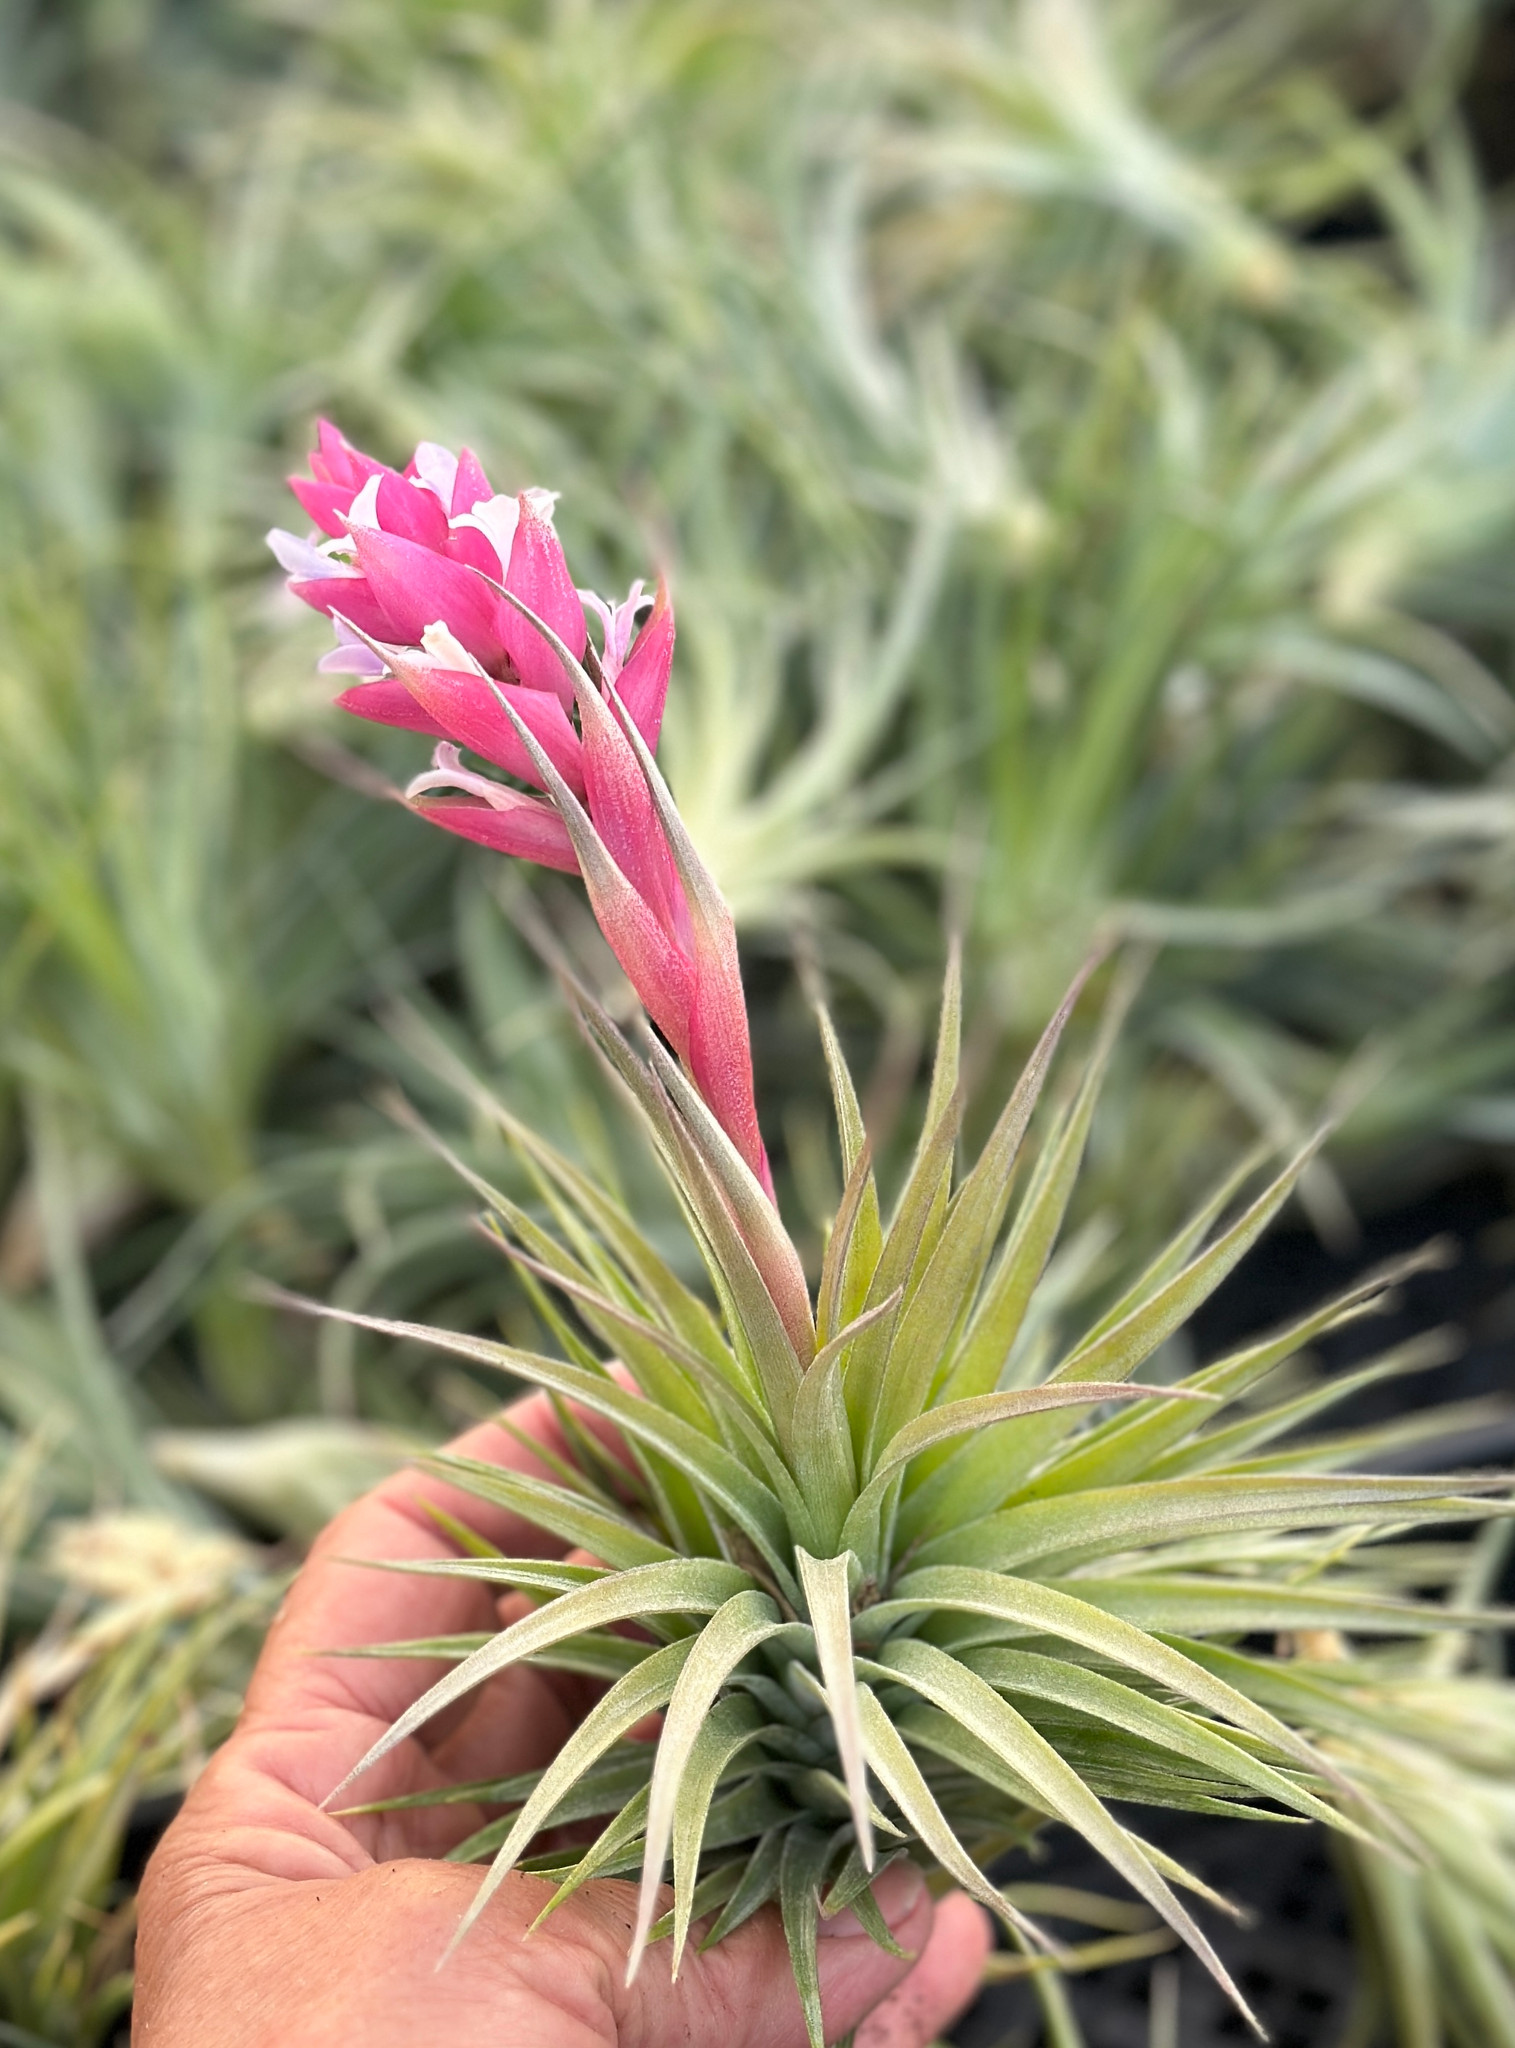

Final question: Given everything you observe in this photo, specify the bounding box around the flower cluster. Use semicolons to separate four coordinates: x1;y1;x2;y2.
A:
268;423;771;1197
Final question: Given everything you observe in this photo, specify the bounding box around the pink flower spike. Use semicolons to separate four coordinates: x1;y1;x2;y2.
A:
409;794;581;872
348;526;507;669
405;745;579;873
614;576;675;750
482;678;696;1060
289;576;395;641
602;674;774;1202
687;960;774;1201
375;472;450;551
385;646;587;797
288;475;356;537
312;419;387;490
566;656;685;942
450;447;493;516
268;528;354;582
501;493;587;704
408;441;460;505
333;679;452;739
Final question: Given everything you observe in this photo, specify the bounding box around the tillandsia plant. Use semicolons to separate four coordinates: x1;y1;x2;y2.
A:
271;440;1515;2045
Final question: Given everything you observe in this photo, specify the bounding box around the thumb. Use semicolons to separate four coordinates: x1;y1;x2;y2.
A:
609;1860;945;2048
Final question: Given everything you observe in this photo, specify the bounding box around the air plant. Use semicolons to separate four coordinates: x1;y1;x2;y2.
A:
271;459;1514;2043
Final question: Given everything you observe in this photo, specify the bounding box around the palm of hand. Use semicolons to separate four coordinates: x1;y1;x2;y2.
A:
134;1397;989;2048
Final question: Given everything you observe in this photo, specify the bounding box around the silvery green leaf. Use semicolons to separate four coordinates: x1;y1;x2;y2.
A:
1023;1240;1451;1502
796;1548;873;1869
629;1588;789;1979
875;1635;1260;2030
668;1693;767;1976
855;1682;1052;1949
869;948;1107;1456
963;1645;1363;1836
702;1828;786;1948
325;1557;753;1810
779;1824;838;2048
869;1567;1356;1797
920;1473;1512;1574
421;1454;675;1566
447;1638;697;1950
268;1291;791;1573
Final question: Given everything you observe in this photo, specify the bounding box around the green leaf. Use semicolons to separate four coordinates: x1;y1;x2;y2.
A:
1075;1141;1277;1352
917;1474;1511;1574
362;1556;608;1594
629;1589;790;1978
486;1236;805;1505
976;1134;1324;1501
481;1085;733;1374
1145;1328;1459;1478
824;1860;912;1956
647;1859;750;1949
963;1646;1362;1836
486;1229;740;1432
842;1093;963;1454
869;949;1109;1457
326;1557;753;1810
1229;1392;1514;1478
523;1633;662;1681
642;1033;815;1363
1058;1138;1323;1388
527;1786;652;1926
342;1743;653;1822
817;1136;882;1346
796;1549;873;1870
669;1694;768;1977
334;1632;490;1662
867;1567;1355;1796
813;995;869;1178
420;1453;676;1568
1042;1575;1511;1636
701;1828;786;1947
813;1002;883;1330
790;1297;899;1550
654;1096;807;1435
873;1636;1260;2030
447;1639;698;1949
1019;1241;1450;1503
780;1824;838;2048
939;963;1130;1410
266;1290;793;1580
854;1682;1050;1950
844;1381;1208;1565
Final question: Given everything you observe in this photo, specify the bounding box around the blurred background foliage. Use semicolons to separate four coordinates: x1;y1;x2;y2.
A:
0;0;1513;2039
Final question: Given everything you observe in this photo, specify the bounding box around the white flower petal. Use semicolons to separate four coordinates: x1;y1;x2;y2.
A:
451;492;520;574
266;528;352;580
319;642;387;676
407;743;518;810
411;440;460;505
345;473;383;531
421;621;488;675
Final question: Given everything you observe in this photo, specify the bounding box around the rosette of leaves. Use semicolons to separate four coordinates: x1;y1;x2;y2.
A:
300;956;1511;2047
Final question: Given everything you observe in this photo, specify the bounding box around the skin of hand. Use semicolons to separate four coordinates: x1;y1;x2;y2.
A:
134;1394;993;2048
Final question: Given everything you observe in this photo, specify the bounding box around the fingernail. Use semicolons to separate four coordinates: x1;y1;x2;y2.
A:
820;1859;926;1938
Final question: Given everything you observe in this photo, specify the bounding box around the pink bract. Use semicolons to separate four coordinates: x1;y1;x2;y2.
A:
268;424;772;1198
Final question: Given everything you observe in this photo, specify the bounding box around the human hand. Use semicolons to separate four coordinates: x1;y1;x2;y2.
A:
134;1394;992;2047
